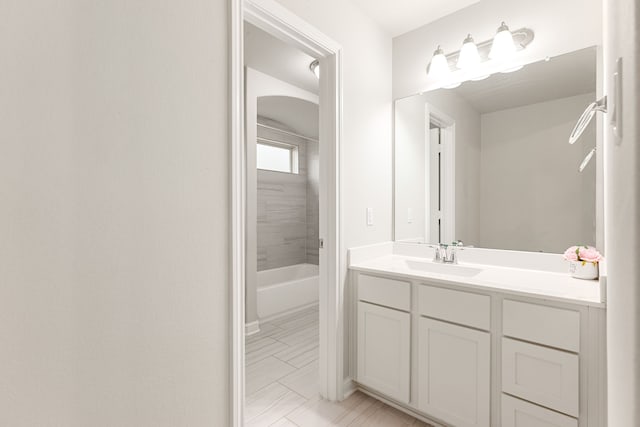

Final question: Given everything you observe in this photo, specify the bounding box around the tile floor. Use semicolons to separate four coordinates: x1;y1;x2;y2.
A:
245;305;433;426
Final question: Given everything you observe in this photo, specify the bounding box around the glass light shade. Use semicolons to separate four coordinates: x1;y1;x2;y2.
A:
489;22;517;60
428;46;450;79
309;60;320;79
456;35;480;69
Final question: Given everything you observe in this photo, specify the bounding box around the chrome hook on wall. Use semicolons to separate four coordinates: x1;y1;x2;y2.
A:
569;95;607;172
569;96;607;145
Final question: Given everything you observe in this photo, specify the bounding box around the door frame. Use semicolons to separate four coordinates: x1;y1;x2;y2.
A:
425;104;456;244
230;0;344;425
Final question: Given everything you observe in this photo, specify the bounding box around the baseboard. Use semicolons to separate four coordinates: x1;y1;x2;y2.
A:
342;378;357;399
245;320;260;336
258;302;319;323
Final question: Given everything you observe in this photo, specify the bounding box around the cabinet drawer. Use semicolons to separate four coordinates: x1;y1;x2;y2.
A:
502;338;579;417
503;300;580;352
419;285;490;330
358;274;411;311
502;394;577;427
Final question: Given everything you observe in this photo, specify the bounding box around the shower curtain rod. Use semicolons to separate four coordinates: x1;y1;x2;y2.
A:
257;122;319;143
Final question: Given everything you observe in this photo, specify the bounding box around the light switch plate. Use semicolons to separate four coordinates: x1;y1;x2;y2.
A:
366;208;374;226
408;208;413;223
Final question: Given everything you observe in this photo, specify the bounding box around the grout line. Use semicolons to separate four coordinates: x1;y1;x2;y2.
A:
275;380;311;401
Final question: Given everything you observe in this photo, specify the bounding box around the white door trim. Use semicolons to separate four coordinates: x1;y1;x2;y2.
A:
425;104;456;244
230;1;245;426
230;0;344;425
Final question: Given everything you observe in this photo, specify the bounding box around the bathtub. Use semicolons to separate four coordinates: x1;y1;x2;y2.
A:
257;263;319;320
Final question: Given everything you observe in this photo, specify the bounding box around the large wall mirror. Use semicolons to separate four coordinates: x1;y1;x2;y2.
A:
394;46;601;253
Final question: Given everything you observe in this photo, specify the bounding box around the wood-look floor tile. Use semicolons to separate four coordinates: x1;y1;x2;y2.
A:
285;345;318;368
245;356;297;395
273;310;318;331
286;392;368;427
246;339;290;366
246;323;285;343
272;338;318;367
278;360;319;399
286;398;349;426
274;326;319;347
347;401;416;427
245;389;306;427
245;382;291;421
270;418;299;427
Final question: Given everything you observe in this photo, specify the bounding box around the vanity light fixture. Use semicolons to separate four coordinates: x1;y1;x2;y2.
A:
427;45;451;78
426;24;534;84
456;34;481;69
489;22;517;60
309;59;320;79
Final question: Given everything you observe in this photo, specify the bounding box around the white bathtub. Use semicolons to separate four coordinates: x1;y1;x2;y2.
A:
257;263;319;320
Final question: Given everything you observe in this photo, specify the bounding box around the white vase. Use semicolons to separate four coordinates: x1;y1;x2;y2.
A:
569;260;599;280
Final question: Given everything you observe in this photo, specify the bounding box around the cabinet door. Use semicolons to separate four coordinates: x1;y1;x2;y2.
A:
357;301;410;403
418;317;490;427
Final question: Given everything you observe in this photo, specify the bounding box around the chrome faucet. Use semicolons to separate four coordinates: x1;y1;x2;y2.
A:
430;240;464;264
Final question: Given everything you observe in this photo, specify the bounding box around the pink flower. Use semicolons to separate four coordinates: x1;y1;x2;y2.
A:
563;246;579;261
578;246;602;263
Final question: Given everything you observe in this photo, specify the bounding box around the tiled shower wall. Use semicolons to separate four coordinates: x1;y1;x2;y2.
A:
256;122;319;271
305;140;319;265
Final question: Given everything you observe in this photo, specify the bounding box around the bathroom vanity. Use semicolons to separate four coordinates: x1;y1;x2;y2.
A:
348;243;606;427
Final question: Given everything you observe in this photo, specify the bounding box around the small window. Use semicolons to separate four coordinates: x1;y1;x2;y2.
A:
257;141;299;174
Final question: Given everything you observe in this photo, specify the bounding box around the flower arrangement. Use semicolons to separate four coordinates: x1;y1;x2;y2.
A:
563;246;602;264
563;245;602;280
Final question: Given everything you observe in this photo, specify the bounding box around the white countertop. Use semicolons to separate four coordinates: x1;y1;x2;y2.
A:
350;254;605;307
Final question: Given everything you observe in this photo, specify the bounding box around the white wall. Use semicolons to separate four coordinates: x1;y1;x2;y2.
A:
394;95;427;242
0;1;229;426
273;0;393;381
604;0;640;425
392;0;603;99
479;93;597;253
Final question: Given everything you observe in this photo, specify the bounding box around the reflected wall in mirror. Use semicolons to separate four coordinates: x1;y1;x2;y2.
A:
394;46;598;253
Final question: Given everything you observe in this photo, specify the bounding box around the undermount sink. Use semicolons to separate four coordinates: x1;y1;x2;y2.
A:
404;259;482;277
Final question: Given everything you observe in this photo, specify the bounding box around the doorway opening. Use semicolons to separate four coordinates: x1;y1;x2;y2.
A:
426;106;455;245
230;1;344;426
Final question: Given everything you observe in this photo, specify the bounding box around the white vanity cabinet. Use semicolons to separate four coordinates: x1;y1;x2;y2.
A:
351;270;607;427
416;285;491;427
356;274;411;403
417;318;490;427
357;301;410;403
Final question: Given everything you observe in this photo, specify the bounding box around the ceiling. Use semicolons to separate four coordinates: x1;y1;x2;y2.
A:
244;22;319;94
450;47;597;114
258;96;319;140
351;0;481;37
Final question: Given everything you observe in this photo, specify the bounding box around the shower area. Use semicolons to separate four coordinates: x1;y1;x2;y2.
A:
245;67;320;332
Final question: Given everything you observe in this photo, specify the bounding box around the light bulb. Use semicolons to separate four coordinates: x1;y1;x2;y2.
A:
427;46;450;79
489;22;517;60
456;34;480;69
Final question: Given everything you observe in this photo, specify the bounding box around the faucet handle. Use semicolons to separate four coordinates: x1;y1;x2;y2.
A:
451;240;464;247
427;243;444;262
